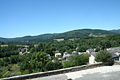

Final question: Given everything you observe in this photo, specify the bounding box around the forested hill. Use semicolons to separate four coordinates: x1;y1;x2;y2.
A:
110;29;120;33
0;29;119;42
0;37;7;42
57;29;116;39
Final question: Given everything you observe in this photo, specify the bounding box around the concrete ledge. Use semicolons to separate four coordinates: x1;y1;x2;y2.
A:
114;61;120;65
1;62;113;80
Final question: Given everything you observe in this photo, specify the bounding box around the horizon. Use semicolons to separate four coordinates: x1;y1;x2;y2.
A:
0;28;119;38
0;0;120;38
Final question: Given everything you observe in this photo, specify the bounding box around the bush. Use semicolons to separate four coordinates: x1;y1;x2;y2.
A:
64;54;90;68
95;50;112;62
45;61;63;71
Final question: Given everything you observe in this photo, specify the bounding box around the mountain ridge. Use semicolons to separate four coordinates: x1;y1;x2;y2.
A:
109;29;120;33
0;29;119;42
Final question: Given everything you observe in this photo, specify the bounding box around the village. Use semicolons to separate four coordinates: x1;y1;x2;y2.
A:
54;47;120;64
1;43;120;65
18;45;120;65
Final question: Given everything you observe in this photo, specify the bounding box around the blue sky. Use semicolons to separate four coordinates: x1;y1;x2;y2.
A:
0;0;120;38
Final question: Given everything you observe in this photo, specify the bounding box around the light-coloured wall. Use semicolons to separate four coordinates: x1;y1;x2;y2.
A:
89;55;95;64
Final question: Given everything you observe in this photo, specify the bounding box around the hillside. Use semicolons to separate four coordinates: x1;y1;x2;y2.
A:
57;29;115;39
0;37;8;42
0;29;118;42
110;29;120;33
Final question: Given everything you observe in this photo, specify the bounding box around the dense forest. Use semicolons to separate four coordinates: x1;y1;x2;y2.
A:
0;34;120;78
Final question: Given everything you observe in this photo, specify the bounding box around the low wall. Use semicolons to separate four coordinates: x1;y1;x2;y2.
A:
114;61;120;65
1;62;113;80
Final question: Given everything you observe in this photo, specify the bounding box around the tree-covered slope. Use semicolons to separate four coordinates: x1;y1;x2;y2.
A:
0;29;118;42
0;37;8;42
109;29;120;34
57;29;115;39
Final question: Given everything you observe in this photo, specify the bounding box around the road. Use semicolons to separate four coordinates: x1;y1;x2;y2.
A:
28;65;120;80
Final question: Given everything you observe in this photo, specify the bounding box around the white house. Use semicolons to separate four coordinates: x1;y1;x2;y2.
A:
18;47;29;55
72;51;78;56
89;52;97;64
55;53;62;59
0;45;8;47
86;49;95;54
78;52;84;55
63;52;72;61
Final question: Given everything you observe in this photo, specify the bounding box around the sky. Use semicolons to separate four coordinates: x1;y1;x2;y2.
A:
0;0;120;38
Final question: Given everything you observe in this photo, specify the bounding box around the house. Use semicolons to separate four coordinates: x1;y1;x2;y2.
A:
88;47;120;64
78;52;84;55
86;49;95;54
89;52;97;64
18;48;28;54
63;52;72;61
107;47;120;54
107;47;120;61
113;52;120;61
112;53;120;61
55;53;62;59
18;46;29;55
72;51;78;56
115;52;120;56
0;45;8;47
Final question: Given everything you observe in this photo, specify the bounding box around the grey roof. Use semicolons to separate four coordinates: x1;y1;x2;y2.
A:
107;47;120;53
90;52;97;57
86;49;95;52
72;51;78;54
112;53;119;58
63;52;70;55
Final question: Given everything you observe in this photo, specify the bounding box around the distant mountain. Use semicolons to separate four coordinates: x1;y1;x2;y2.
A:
0;37;8;42
57;29;115;39
6;34;56;42
0;29;119;42
109;29;120;34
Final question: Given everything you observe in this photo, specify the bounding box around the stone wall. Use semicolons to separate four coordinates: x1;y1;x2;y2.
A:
114;61;120;65
1;62;113;80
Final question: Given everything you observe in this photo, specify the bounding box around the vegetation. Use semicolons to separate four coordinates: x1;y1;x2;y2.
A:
0;45;19;58
95;50;112;62
64;53;90;68
0;34;120;78
0;29;118;42
110;29;120;33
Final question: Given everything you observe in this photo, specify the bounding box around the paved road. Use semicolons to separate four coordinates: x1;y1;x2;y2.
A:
29;65;120;80
75;71;120;80
28;74;67;80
